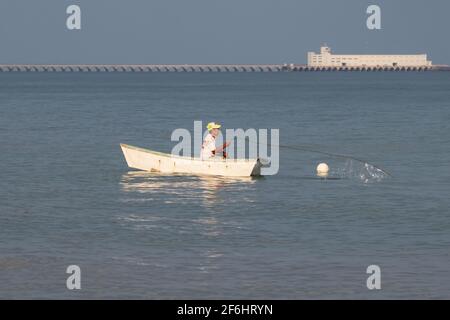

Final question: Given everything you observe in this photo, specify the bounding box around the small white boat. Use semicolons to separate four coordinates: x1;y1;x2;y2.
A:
120;143;263;177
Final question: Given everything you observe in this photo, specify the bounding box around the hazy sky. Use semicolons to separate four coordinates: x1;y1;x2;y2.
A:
0;0;449;64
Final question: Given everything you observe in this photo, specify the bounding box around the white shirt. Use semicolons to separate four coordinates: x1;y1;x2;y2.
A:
200;133;216;160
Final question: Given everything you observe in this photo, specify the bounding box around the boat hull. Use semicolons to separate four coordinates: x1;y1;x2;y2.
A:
120;144;262;177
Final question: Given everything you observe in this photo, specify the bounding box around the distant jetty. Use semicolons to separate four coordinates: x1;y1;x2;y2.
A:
2;45;449;72
0;64;449;72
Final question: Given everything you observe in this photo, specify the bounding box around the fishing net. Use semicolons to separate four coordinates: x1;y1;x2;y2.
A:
270;144;391;183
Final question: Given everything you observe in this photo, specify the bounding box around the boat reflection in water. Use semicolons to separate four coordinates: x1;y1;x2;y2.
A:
118;171;260;273
120;170;258;209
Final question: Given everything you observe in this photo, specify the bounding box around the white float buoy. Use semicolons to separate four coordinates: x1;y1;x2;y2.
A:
316;163;329;177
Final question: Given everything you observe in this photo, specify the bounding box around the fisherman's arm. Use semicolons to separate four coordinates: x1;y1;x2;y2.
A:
215;141;231;154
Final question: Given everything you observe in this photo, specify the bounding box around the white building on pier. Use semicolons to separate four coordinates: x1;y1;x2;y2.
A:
307;46;432;68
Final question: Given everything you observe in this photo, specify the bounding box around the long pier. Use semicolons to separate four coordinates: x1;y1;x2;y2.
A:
0;64;449;72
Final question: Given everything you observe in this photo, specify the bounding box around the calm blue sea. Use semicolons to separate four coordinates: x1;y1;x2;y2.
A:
0;72;449;299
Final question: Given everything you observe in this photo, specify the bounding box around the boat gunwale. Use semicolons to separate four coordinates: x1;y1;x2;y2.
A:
120;143;259;163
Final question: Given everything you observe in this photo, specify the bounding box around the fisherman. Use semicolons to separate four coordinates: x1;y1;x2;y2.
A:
200;122;230;160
